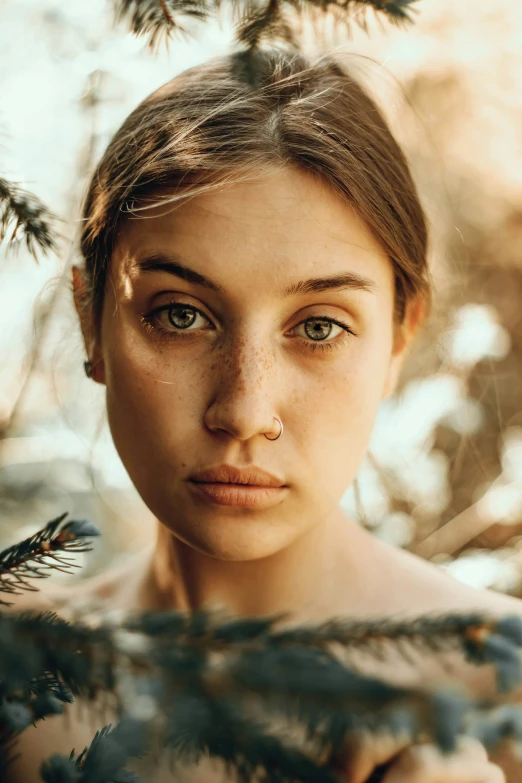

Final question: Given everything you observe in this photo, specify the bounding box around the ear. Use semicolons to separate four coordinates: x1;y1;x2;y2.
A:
72;265;105;385
381;295;425;400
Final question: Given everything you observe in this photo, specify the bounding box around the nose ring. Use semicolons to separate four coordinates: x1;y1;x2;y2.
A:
264;416;283;441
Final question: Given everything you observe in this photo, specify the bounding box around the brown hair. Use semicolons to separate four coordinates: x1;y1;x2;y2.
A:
79;47;430;329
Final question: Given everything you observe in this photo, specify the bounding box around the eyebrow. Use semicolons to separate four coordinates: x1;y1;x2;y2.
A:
136;253;377;297
282;272;376;296
138;254;226;293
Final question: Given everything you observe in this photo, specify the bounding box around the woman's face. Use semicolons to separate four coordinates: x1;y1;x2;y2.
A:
83;165;415;560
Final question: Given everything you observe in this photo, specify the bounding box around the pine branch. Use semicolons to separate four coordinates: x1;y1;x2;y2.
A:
466;703;522;753
233;0;298;53
130;607;522;696
3;603;522;782
113;0;419;52
0;676;73;772
271;613;522;692
0;514;100;606
114;0;212;51
39;719;147;783
0;177;59;259
166;694;341;783
2;517;522;781
0;608;462;782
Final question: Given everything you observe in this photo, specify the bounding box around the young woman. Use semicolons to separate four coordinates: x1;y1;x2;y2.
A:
6;48;522;782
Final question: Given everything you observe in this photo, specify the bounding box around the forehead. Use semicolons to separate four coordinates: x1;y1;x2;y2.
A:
112;165;394;293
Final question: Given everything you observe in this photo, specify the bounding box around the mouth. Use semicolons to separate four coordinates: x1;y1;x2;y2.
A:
188;464;287;508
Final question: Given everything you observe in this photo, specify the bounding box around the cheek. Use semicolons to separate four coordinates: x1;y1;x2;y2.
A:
292;334;391;496
102;321;206;468
301;333;390;422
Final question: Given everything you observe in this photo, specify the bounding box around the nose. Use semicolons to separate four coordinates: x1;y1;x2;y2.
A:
203;335;281;442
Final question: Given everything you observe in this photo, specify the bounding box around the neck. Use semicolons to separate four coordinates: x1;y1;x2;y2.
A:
142;507;373;623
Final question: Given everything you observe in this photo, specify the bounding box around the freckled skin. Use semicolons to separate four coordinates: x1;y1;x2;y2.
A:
14;167;517;783
85;165;410;565
9;161;513;783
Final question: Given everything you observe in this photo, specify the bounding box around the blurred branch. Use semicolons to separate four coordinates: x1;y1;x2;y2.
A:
3;516;522;781
416;499;491;560
415;474;512;560
0;71;103;446
115;0;209;51
0;241;75;443
4;601;522;782
114;0;419;52
0;178;58;259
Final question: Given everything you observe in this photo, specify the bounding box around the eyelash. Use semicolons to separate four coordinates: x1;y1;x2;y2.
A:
140;302;356;353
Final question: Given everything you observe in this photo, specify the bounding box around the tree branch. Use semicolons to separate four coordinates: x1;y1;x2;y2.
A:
113;0;419;51
0;178;58;259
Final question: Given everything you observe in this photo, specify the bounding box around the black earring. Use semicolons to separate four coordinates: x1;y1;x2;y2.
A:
83;360;93;378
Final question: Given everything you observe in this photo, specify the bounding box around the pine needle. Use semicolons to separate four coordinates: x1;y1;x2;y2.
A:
0;177;59;259
0;514;100;606
114;0;211;51
113;0;419;51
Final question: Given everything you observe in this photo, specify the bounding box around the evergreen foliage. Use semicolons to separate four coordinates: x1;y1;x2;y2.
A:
0;513;100;606
0;178;58;259
114;0;418;52
1;515;522;782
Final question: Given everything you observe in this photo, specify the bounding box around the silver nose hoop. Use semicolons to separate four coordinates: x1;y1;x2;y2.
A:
264;416;283;441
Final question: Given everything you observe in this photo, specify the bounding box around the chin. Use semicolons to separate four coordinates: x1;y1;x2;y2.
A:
165;515;298;562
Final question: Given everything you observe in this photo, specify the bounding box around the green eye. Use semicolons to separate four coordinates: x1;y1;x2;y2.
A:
293;316;356;353
166;305;198;329
152;303;211;332
140;302;213;339
303;318;336;341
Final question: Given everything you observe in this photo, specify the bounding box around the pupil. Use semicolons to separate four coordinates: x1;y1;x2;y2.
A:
169;307;196;329
305;319;331;341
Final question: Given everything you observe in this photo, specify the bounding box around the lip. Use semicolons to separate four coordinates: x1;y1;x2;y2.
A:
189;464;285;487
188;464;287;508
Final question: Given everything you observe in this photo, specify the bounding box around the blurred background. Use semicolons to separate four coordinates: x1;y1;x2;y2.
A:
1;0;521;596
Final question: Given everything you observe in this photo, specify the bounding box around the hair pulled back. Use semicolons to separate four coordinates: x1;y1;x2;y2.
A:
79;48;430;328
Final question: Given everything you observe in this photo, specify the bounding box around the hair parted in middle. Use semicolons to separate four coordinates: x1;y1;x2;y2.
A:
79;47;430;330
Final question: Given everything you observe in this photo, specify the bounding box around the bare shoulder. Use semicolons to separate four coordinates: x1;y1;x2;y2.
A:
349;533;522;693
372;533;522;619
